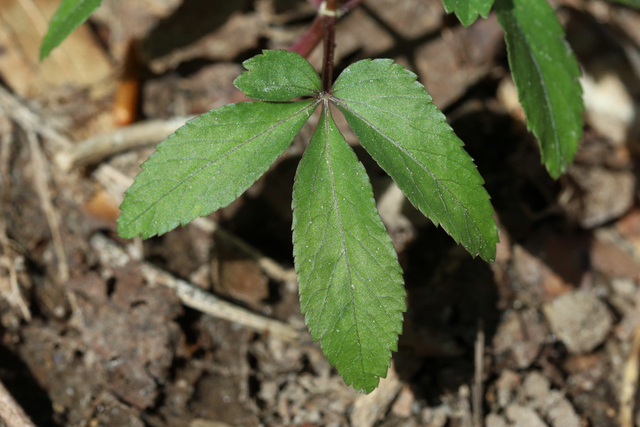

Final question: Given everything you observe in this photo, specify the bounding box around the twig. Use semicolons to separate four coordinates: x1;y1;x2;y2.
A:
26;130;69;284
214;225;298;284
26;129;80;321
92;164;298;284
0;117;31;321
0;379;36;427
350;361;402;427
90;234;305;342
54;116;192;172
473;320;485;427
620;322;640;427
0;85;70;151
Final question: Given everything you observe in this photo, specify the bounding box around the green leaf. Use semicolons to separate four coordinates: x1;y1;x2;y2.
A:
234;50;321;101
40;0;103;60
292;106;405;393
118;100;318;239
442;0;494;26
332;59;498;262
496;0;584;178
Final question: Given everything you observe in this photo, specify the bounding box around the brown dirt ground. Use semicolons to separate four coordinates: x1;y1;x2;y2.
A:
1;0;640;426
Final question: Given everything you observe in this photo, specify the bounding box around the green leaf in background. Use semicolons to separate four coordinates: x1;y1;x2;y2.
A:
496;0;584;178
292;106;406;393
332;59;498;262
234;50;321;101
442;0;494;26
40;0;103;60
118;100;318;239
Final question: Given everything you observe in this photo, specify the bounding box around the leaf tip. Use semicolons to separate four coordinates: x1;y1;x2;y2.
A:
39;45;50;62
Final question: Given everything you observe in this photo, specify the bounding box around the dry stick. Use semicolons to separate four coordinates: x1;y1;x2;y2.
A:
472;320;485;427
90;234;305;342
0;257;29;321
92;164;298;284
0;379;36;427
350;361;402;427
26;130;69;283
26;130;81;320
620;322;640;427
0;118;31;321
54;116;193;171
0;85;70;151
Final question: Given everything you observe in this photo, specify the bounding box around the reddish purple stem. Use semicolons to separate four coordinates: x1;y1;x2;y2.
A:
287;16;323;57
287;0;366;58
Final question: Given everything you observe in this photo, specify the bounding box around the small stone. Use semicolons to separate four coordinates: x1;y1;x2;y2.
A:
546;391;581;427
421;405;448;427
485;413;508;427
543;290;613;354
495;370;521;408
566;166;634;228
523;371;551;409
493;309;547;368
505;404;548;427
391;385;415;418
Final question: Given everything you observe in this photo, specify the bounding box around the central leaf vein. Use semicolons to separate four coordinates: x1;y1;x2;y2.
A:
334;99;474;239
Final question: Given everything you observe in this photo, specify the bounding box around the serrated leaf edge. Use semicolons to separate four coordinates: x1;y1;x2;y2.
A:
118;100;319;239
497;0;584;177
233;49;322;100
331;58;498;261
292;105;405;393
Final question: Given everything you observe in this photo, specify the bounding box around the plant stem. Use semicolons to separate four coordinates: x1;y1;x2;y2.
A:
287;0;365;59
287;16;323;57
340;0;365;13
321;0;338;93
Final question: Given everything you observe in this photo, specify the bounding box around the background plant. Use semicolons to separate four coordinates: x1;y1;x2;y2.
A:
40;0;631;393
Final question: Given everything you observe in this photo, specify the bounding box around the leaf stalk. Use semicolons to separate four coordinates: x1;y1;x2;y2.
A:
288;0;365;59
321;0;338;93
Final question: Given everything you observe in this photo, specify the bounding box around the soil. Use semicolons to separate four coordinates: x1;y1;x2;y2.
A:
1;0;640;426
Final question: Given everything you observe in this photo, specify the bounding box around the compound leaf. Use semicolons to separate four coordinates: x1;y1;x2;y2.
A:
332;59;498;262
292;106;405;394
442;0;494;26
234;50;321;101
119;100;317;239
40;0;103;60
496;0;584;178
